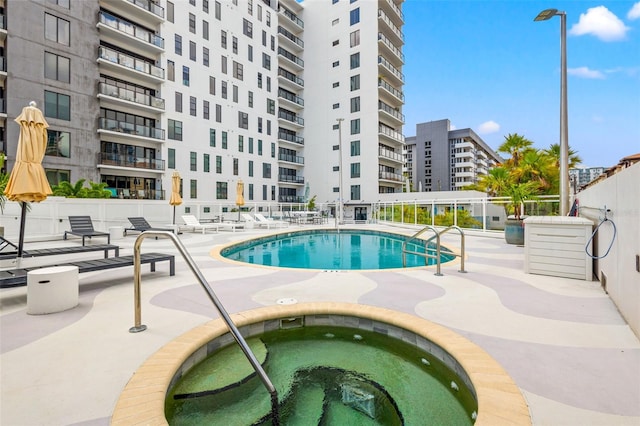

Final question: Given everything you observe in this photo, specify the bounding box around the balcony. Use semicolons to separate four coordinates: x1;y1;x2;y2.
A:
378;124;405;145
278;174;305;184
379;171;403;182
98;46;164;85
0;14;6;42
278;47;304;71
278;88;304;110
378;147;404;163
97;11;164;56
278;152;304;165
378;55;404;86
278;67;304;90
378;32;404;66
378;9;404;46
378;78;404;105
278;26;304;51
98;82;165;113
98;151;165;171
0;56;5;82
278;110;304;128
278;6;304;32
278;130;304;146
279;195;305;203
0;98;6;117
378;101;404;126
380;0;404;26
98;117;165;142
99;0;165;28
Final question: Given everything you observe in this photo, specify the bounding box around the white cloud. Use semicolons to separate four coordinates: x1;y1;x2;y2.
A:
628;2;640;20
477;121;500;134
568;66;605;79
569;6;629;41
450;124;457;130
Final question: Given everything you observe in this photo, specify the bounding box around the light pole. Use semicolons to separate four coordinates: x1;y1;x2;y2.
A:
336;118;344;228
535;8;570;216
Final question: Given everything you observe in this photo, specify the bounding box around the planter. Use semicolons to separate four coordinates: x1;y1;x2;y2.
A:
504;218;525;245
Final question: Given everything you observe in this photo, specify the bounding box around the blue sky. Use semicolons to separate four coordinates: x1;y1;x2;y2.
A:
402;0;640;168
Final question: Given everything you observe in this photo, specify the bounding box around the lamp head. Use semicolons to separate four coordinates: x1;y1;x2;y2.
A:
534;8;558;21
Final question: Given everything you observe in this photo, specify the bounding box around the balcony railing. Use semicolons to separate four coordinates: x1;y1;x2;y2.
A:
0;98;6;114
0;14;5;30
379;171;403;182
279;7;304;29
378;56;404;83
126;0;165;19
278;153;304;164
99;152;165;170
378;124;405;143
379;147;403;162
278;47;304;67
0;56;5;72
383;0;404;22
278;130;304;145
278;67;304;86
378;32;404;63
278;89;304;106
99;11;164;49
278;175;305;184
99;82;165;110
99;117;165;140
378;101;404;122
98;46;165;80
378;9;404;43
278;110;304;125
279;195;305;203
278;26;304;48
378;78;404;102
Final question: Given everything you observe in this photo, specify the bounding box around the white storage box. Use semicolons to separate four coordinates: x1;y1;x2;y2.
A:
27;266;79;315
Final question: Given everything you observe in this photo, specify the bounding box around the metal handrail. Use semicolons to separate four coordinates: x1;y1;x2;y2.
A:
402;225;466;276
129;231;280;424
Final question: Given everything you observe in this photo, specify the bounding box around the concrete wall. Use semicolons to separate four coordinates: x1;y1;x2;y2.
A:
576;162;639;338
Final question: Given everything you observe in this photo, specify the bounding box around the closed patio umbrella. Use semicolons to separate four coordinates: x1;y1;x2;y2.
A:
169;171;182;224
5;102;52;257
236;180;245;221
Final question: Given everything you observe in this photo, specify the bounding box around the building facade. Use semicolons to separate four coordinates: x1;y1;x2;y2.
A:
405;119;501;192
569;166;605;192
1;0;404;219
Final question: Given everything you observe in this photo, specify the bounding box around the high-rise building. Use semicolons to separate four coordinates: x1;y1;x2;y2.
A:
1;0;405;219
405;119;502;192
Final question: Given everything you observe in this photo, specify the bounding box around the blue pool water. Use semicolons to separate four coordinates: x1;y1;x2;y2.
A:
221;229;454;270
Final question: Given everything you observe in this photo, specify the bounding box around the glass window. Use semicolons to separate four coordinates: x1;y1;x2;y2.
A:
350;162;361;178
190;179;197;199
203;47;209;66
44;90;70;120
210;129;216;147
350;96;360;113
238;135;244;152
190;96;197;116
190;151;197;171
232;36;238;54
233;61;243;80
233;158;239;175
222;131;228;148
189;41;196;61
168;148;176;169
350;185;361;200
238;111;249;129
350;140;360;156
350;30;360;47
216;155;222;173
44;52;70;83
262;162;271;178
350;74;360;91
350;118;360;135
216;181;227;199
167;60;175;81
248;160;254;177
167;1;174;22
243;19;253;38
350;8;360;25
175;34;182;55
350;52;360;69
215;1;221;20
203;20;209;40
168;119;183;140
175;92;183;113
203;100;210;119
189;13;196;33
209;76;215;95
204;153;210;172
45;130;70;157
183;66;190;86
221;30;227;49
44;13;70;46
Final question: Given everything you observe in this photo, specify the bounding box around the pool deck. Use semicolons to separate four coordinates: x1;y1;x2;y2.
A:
1;222;639;425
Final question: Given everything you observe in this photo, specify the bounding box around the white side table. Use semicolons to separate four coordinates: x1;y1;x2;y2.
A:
109;226;124;240
27;266;79;315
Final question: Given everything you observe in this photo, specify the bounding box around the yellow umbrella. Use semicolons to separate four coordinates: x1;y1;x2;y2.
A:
5;101;52;257
169;171;182;224
236;180;245;221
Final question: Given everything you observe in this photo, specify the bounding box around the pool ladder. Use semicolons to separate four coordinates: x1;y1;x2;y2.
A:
129;231;280;425
402;225;466;276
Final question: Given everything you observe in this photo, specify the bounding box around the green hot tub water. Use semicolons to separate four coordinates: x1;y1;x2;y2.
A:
166;326;477;425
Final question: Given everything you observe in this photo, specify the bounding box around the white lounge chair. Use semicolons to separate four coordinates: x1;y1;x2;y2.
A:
254;213;289;228
241;213;269;229
181;215;220;234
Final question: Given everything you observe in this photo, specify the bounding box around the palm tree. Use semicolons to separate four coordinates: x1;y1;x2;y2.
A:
498;133;534;168
544;143;582;169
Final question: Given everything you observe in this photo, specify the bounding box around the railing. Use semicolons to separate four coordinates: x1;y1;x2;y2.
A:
377;9;404;43
378;101;404;122
98;82;165;110
278;174;304;184
98;46;165;80
130;231;279;423
278;89;304;106
99;11;164;48
99;117;165;140
278;67;304;86
402;225;466;276
378;171;403;182
378;124;405;143
277;26;304;48
378;55;404;83
99;152;165;170
278;153;304;164
378;32;404;63
378;78;404;102
279;6;304;29
379;147;403;162
278;130;304;145
0;56;6;72
126;0;165;19
278;110;304;125
277;47;304;67
383;0;404;22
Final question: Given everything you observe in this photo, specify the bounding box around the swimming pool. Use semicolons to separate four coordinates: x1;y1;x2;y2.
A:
220;229;455;270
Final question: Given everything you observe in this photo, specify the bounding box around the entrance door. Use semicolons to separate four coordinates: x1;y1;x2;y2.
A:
354;207;367;221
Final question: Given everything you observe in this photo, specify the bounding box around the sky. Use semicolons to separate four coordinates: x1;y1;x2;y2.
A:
401;0;640;168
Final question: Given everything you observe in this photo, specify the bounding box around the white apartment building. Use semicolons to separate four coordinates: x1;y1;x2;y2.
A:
569;166;605;191
1;0;404;221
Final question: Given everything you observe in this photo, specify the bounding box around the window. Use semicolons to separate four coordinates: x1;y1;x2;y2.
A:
271;143;275;158
238;111;248;129
258;139;263;155
248;91;254;107
203;0;209;12
221;30;227;49
332;61;339;68
216;104;222;122
44;91;70;120
209;76;215;94
209;129;216;147
249;137;254;153
332;82;339;88
333;103;339;109
44;13;70;45
266;10;271;26
189;13;196;33
216;155;222;173
257;73;262;88
221;81;227;99
203;47;209;66
221;56;227;74
262;185;267;200
350;52;360;69
350;140;360;156
267;99;275;115
262;30;267;46
248;0;253;14
45;169;70;186
233;158;239;175
350;163;360;178
222;131;228;149
48;0;70;8
216;182;227;199
238;135;244;152
350;185;361;200
262;53;271;70
168;148;176;169
44;52;70;83
215;1;221;19
204;154;210;172
350;7;360;25
232;36;238;54
168;119;183;140
233;85;238;102
183;66;190;86
332;39;339;46
258;117;262;133
248;45;253;61
190;180;197;199
262;163;271;178
267;120;271;135
350;74;360;91
190;96;197;116
175;92;182;112
350;30;360;47
350;96;360;113
167;60;175;81
190;151;197;171
248;160;254;177
175;34;182;55
332;18;339;26
167;1;174;22
266;77;271;92
203;20;209;40
350;118;360;135
243;19;253;38
203;100;210;119
46;130;70;157
233;61;243;80
189;41;196;61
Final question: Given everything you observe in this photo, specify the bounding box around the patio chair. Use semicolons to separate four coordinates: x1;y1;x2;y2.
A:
254;213;289;228
64;216;111;245
241;213;270;229
125;217;175;236
181;215;220;234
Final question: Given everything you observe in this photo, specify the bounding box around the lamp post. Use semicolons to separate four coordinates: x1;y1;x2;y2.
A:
336;118;344;228
535;8;570;216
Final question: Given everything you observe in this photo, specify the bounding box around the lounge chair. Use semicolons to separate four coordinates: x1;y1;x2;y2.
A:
241;213;269;229
125;217;175;236
254;213;288;228
0;235;119;260
181;215;220;234
64;216;111;245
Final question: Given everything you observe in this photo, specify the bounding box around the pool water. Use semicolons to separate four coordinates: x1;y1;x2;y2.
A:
165;326;476;425
221;229;454;270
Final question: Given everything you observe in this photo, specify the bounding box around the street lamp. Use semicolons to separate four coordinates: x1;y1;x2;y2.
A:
336;118;344;228
535;8;570;216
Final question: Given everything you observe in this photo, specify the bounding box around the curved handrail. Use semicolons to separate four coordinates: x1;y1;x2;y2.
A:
130;231;280;424
438;225;466;273
402;225;466;275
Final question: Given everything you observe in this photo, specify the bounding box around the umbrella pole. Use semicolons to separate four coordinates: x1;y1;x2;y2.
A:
173;205;176;225
17;202;27;258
